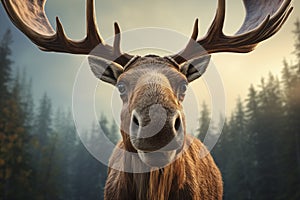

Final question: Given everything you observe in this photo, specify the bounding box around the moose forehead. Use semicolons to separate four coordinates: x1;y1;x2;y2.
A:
119;56;187;90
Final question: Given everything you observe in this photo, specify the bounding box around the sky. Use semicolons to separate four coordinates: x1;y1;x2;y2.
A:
0;0;299;132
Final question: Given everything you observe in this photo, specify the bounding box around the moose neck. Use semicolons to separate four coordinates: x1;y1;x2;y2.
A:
132;156;186;200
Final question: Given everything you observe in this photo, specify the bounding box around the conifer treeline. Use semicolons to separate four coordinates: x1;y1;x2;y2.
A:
199;20;300;199
0;30;119;200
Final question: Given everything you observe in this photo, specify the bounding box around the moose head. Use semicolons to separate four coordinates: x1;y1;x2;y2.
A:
1;0;293;199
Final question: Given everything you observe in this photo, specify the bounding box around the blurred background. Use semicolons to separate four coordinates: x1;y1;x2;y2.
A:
0;0;300;199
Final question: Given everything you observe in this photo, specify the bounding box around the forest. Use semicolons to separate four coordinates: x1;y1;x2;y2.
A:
0;20;299;199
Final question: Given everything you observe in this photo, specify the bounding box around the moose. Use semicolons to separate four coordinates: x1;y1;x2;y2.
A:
1;0;293;199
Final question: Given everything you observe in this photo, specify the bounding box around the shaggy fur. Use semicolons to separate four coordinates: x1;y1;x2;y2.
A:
105;135;223;200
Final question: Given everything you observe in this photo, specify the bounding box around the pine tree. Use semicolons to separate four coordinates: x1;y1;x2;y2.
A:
72;125;107;200
19;70;34;132
211;115;230;197
221;99;251;199
30;93;62;199
197;102;210;141
293;19;300;61
34;93;52;145
109;120;120;145
279;19;300;199
52;109;78;199
235;98;251;199
291;17;300;180
253;74;285;199
0;30;12;103
245;84;261;198
219;113;237;199
0;30;33;200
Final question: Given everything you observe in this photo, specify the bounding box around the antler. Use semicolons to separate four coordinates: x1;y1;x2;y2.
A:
171;0;293;64
1;0;133;66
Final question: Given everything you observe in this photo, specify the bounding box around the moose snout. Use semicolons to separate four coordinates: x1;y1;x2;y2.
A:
130;105;184;152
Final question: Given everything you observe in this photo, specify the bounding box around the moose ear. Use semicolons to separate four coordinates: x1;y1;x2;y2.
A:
180;55;211;82
88;56;124;85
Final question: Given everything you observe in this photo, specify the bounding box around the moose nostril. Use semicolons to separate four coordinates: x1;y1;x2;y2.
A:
174;116;181;132
130;111;140;137
133;114;140;127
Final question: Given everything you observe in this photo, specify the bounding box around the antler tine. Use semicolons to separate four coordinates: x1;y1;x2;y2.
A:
191;19;199;41
206;0;226;40
171;0;226;63
171;0;293;64
174;0;226;64
86;0;102;43
1;0;133;65
260;2;293;41
174;19;200;64
113;22;122;57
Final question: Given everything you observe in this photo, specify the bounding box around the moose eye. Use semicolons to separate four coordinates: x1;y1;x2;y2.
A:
179;82;188;94
117;82;127;95
178;82;188;101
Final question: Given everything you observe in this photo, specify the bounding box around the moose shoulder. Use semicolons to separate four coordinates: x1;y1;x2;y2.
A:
1;0;293;199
